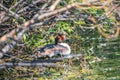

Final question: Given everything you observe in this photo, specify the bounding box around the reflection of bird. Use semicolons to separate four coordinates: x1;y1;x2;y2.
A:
36;33;71;57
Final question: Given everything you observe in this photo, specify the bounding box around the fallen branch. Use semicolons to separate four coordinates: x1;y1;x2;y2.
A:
0;62;63;69
34;54;82;62
0;54;82;69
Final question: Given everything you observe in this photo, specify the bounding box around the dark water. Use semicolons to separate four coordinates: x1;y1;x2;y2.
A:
69;31;120;80
87;41;120;80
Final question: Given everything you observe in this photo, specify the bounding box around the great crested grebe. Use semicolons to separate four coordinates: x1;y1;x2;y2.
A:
36;33;71;57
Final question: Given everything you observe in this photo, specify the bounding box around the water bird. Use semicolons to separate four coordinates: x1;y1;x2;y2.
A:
36;32;71;58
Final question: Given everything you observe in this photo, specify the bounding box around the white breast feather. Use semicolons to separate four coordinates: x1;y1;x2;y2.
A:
58;43;71;55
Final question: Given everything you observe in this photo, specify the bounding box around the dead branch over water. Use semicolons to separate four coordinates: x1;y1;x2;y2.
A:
0;54;82;69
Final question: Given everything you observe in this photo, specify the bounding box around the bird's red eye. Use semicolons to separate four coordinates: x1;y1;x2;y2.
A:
60;35;65;41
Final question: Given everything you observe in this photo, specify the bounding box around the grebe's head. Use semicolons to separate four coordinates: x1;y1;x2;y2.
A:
55;32;67;44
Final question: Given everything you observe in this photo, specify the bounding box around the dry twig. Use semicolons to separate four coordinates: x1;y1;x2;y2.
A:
49;0;61;11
